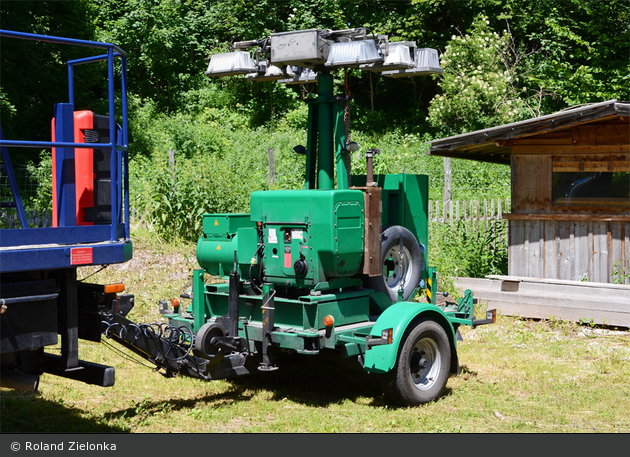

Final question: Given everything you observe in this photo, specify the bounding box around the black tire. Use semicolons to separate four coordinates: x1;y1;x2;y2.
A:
369;225;423;302
389;319;451;406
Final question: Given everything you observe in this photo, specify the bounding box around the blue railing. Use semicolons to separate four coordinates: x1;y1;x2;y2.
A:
0;29;129;248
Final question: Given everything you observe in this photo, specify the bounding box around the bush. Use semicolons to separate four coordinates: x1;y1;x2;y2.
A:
429;219;508;287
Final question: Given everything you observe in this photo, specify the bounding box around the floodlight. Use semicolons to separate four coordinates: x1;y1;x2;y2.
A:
278;66;318;85
324;40;382;68
205;51;258;77
382;48;443;78
361;42;416;72
245;62;294;82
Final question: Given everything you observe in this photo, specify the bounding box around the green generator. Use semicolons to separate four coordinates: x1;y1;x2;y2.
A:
106;28;495;406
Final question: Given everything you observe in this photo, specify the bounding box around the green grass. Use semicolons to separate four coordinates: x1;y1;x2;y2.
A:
1;227;629;433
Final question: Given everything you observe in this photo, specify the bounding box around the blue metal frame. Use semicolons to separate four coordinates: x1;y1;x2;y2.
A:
0;29;131;273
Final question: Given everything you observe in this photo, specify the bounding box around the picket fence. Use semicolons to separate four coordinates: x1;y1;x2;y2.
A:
2;199;512;233
429;198;511;247
1;209;53;229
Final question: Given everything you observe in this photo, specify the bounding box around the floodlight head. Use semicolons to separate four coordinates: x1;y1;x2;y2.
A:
346;141;361;152
361;42;417;72
245;62;294;82
324;40;382;68
205;51;258;77
278;66;318;85
382;48;443;78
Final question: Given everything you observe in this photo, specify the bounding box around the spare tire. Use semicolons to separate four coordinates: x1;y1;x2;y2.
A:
369;225;423;302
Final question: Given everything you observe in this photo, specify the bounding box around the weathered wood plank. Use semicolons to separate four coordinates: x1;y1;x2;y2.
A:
512;144;630;154
558;221;572;281
509;220;525;276
611;222;623;283
552;160;630;172
592;222;609;283
503;214;630;222
543;220;557;279
525;220;543;278
573;220;589;281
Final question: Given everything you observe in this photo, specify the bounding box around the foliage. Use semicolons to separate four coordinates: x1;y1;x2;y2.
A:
128;102;306;240
524;0;630;106
24;151;53;214
4;0;626;280
612;260;630;285
427;15;532;136
0;0;102;158
429;219;508;284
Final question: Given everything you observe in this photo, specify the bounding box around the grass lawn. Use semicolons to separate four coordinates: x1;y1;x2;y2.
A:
2;228;629;433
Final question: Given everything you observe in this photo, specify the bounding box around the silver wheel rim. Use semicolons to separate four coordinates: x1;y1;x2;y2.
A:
409;337;440;391
383;245;413;292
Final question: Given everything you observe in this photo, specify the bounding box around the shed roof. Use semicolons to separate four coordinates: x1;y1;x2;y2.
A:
427;99;630;165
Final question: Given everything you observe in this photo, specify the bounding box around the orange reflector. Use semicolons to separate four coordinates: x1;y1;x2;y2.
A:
492;309;497;323
323;315;335;327
104;283;125;294
387;328;393;344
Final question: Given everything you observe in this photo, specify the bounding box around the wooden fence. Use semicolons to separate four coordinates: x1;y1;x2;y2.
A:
3;198;512;232
1;209;52;229
429;198;511;247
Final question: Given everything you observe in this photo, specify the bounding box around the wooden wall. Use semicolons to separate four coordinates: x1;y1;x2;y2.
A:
503;118;630;284
508;219;630;283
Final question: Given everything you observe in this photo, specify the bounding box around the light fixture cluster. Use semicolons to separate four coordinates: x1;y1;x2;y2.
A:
205;28;442;82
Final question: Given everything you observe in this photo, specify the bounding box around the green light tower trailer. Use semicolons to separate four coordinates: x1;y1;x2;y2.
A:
105;28;496;406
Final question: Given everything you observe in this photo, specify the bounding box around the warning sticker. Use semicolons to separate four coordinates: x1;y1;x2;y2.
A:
292;230;304;240
70;247;93;265
268;228;278;244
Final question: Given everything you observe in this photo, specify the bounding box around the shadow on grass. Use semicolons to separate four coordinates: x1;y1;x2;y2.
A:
102;351;394;415
1;355;465;431
100;389;255;422
231;351;389;407
0;390;127;433
228;352;466;409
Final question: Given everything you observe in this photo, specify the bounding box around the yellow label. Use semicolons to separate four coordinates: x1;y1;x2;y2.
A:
214;219;219;226
216;244;221;250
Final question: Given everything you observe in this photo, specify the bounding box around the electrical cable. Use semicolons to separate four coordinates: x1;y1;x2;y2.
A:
248;242;264;294
78;265;108;282
102;320;195;363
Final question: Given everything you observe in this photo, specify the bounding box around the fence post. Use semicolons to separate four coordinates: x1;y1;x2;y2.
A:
169;149;175;181
443;157;451;203
483;199;488;232
268;148;275;184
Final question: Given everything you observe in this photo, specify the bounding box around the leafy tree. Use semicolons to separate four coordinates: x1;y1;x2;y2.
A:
427;15;532;135
0;0;101;149
425;0;630;136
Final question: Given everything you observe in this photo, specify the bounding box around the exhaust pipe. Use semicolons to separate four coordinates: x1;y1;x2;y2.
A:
0;371;40;392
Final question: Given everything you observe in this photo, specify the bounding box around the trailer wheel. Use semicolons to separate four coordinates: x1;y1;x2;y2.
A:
193;323;226;362
391;319;451;405
369;225;422;302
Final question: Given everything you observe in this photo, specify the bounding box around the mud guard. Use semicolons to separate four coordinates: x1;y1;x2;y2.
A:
363;301;458;374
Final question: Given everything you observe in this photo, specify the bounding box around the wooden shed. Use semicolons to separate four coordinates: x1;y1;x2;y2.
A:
428;100;630;285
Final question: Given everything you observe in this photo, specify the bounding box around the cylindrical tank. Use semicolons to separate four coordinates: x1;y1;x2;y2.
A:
196;214;255;277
